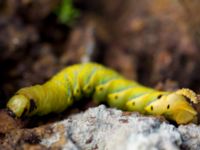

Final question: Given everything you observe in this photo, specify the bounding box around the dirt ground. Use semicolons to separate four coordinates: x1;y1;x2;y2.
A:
0;0;200;145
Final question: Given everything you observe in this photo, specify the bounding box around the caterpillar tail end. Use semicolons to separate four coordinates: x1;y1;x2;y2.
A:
175;89;200;124
175;88;199;104
144;91;198;124
173;89;199;124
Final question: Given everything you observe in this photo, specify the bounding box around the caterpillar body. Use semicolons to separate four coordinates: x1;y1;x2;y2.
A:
7;63;198;124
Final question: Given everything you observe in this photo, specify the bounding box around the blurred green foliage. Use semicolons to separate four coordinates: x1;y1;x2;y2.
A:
55;0;80;25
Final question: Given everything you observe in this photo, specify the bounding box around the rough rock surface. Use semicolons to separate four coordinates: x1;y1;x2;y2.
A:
1;105;200;150
39;105;200;150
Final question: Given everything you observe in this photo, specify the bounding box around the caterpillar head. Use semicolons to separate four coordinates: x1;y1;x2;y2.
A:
7;86;42;118
145;89;198;124
7;94;31;118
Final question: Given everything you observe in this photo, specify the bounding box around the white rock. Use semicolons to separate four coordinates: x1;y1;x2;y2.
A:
40;105;200;150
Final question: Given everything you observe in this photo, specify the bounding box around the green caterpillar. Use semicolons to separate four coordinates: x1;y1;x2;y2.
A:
7;63;199;124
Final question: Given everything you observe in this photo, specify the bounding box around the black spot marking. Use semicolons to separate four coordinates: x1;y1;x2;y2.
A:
114;95;118;99
99;87;103;91
167;104;170;109
157;94;162;99
21;108;28;117
87;86;91;90
132;101;135;106
151;106;153;111
29;99;37;113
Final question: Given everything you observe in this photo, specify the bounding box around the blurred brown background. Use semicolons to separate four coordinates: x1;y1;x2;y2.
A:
0;0;200;108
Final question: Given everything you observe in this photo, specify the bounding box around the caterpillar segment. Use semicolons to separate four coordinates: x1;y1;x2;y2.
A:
6;63;198;124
